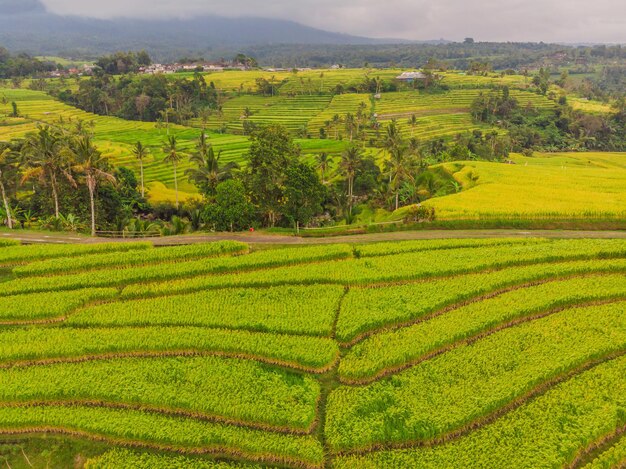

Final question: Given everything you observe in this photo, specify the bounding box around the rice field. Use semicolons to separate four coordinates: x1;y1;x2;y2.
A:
0;88;344;201
421;152;626;220
0;68;613;205
2;237;626;468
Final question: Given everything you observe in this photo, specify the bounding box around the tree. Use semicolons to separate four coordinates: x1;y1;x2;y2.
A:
331;114;342;139
162;135;185;209
284;162;325;232
315;152;334;184
344;113;357;141
131;141;149;198
408;114;418;137
21;125;71;219
387;145;413;210
186;131;238;198
204;179;254;232
340;144;363;214
66;134;116;236
0;145;17;228
382;119;403;152
244;125;298;226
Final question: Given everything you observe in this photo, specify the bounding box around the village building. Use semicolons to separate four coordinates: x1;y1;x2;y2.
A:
395;71;427;83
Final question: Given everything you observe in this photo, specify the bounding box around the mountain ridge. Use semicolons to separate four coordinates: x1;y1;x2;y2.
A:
0;0;418;60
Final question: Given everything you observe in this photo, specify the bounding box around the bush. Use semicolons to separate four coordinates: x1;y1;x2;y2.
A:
403;205;436;223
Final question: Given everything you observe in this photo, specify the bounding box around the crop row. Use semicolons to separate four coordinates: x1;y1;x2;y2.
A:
14;241;249;277
86;449;258;469
370;113;495;141
0;239;19;248
0;288;118;322
0;405;324;468
67;284;344;336
334;351;626;468
354;237;545;257
0;244;353;296
326;300;626;451
340;274;626;382
0;242;151;266
120;239;626;302
307;94;371;134
0;326;338;372
0;356;320;431
334;256;626;344
582;434;626;469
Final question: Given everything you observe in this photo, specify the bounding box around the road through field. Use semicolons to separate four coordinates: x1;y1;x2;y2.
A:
2;229;626;246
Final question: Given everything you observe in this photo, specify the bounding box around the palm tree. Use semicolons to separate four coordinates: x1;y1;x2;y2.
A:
185;132;238;198
344;113;357;141
131;141;149;198
0;145;17;229
21;125;71;219
408;114;418;137
340;145;363;213
382;119;403;152
163;135;185;209
67;135;116;236
331;114;342;139
315;152;334;184
387;145;412;210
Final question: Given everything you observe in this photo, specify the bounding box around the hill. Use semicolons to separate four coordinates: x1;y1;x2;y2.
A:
0;0;388;59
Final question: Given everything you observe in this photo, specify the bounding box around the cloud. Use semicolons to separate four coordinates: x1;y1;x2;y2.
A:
40;0;626;42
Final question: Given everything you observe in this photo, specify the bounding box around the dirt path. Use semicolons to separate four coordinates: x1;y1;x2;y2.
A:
2;229;626;246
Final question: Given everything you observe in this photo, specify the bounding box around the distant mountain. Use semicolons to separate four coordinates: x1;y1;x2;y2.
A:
0;0;409;60
0;0;46;15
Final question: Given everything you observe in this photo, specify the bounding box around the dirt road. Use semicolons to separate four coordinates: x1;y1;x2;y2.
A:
2;229;626;246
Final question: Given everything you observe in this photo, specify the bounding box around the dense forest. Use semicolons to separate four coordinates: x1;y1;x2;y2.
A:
237;42;626;70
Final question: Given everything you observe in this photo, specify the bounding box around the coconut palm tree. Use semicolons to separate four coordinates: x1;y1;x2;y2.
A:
387;145;413;210
131;141;149;198
408;114;418;137
162;135;185;209
340;145;363;213
185;132;238;198
21;125;71;219
382;119;403;152
315;152;334;184
67;135;116;236
0;145;17;229
344;113;357;141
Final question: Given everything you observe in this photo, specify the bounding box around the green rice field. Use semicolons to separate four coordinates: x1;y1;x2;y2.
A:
1;237;626;467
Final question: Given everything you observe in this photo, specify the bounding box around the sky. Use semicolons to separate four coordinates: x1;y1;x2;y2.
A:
41;0;626;43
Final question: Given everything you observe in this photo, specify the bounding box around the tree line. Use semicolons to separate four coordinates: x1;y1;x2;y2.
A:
471;86;626;152
1;121;463;234
0;123;146;235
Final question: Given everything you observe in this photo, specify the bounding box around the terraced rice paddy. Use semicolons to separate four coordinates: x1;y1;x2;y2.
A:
191;95;333;134
420;152;626;220
0;88;343;201
0;69;599;206
1;237;626;467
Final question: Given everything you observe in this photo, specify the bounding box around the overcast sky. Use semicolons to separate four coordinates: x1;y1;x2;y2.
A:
41;0;625;43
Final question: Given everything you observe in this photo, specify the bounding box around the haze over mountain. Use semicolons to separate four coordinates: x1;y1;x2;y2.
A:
0;0;411;59
41;0;626;44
